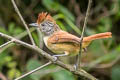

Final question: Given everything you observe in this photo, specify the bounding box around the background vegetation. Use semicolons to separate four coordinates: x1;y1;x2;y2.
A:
0;0;120;80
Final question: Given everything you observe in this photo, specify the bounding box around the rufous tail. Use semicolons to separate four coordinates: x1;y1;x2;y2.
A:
83;32;112;42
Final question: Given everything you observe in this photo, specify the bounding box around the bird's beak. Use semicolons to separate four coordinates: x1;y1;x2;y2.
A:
29;23;38;27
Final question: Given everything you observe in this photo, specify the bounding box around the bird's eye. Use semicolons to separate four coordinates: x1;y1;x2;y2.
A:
41;23;45;26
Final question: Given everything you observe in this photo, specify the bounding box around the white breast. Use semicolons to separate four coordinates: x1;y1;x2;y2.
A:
43;36;49;47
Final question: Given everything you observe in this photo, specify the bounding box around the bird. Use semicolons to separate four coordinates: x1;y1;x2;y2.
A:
30;12;112;57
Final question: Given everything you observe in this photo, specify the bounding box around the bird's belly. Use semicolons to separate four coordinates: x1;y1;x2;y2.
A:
47;43;80;56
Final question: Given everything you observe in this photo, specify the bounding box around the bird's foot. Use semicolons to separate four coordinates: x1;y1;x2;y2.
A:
52;55;58;63
73;64;80;71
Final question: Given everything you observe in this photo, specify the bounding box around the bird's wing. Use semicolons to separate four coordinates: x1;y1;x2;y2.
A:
48;30;80;44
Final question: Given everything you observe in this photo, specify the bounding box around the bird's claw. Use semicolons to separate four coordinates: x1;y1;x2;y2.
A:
73;64;79;71
52;55;58;63
73;64;77;70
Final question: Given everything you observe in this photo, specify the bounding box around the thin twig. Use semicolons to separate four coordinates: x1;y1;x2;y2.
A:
81;0;92;40
0;28;35;54
14;61;52;80
0;40;13;48
11;0;35;46
0;32;98;80
77;0;92;70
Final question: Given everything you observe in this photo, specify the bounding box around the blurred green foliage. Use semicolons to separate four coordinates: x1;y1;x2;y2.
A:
112;66;120;80
0;0;120;80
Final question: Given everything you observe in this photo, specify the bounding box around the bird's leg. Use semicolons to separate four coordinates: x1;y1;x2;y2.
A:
74;38;83;70
74;48;87;70
52;51;69;63
74;55;80;70
53;51;69;57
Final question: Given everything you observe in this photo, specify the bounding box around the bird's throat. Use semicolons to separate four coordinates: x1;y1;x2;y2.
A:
43;36;49;47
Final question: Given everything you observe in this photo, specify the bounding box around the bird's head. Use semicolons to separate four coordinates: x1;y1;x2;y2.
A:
30;12;60;36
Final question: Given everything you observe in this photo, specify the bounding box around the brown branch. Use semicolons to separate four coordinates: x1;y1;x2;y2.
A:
0;72;7;80
0;40;13;48
0;32;98;80
77;0;92;69
0;27;35;54
81;0;92;37
11;0;35;46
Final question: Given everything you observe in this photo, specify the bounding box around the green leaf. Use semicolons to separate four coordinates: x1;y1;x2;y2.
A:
7;61;17;68
111;66;120;80
27;59;41;71
64;18;81;35
21;76;32;80
42;0;59;11
42;0;75;21
7;68;21;80
0;51;9;69
4;56;12;63
8;22;15;34
0;27;8;34
13;27;24;35
56;20;67;31
53;14;64;20
59;5;75;22
53;14;81;35
26;59;42;80
97;17;112;32
88;45;120;68
51;70;75;80
32;33;39;46
89;40;105;56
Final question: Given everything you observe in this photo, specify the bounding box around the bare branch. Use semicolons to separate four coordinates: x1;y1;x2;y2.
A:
81;0;92;37
0;40;13;48
77;0;92;69
0;32;98;80
15;61;52;80
11;0;35;46
0;28;35;54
